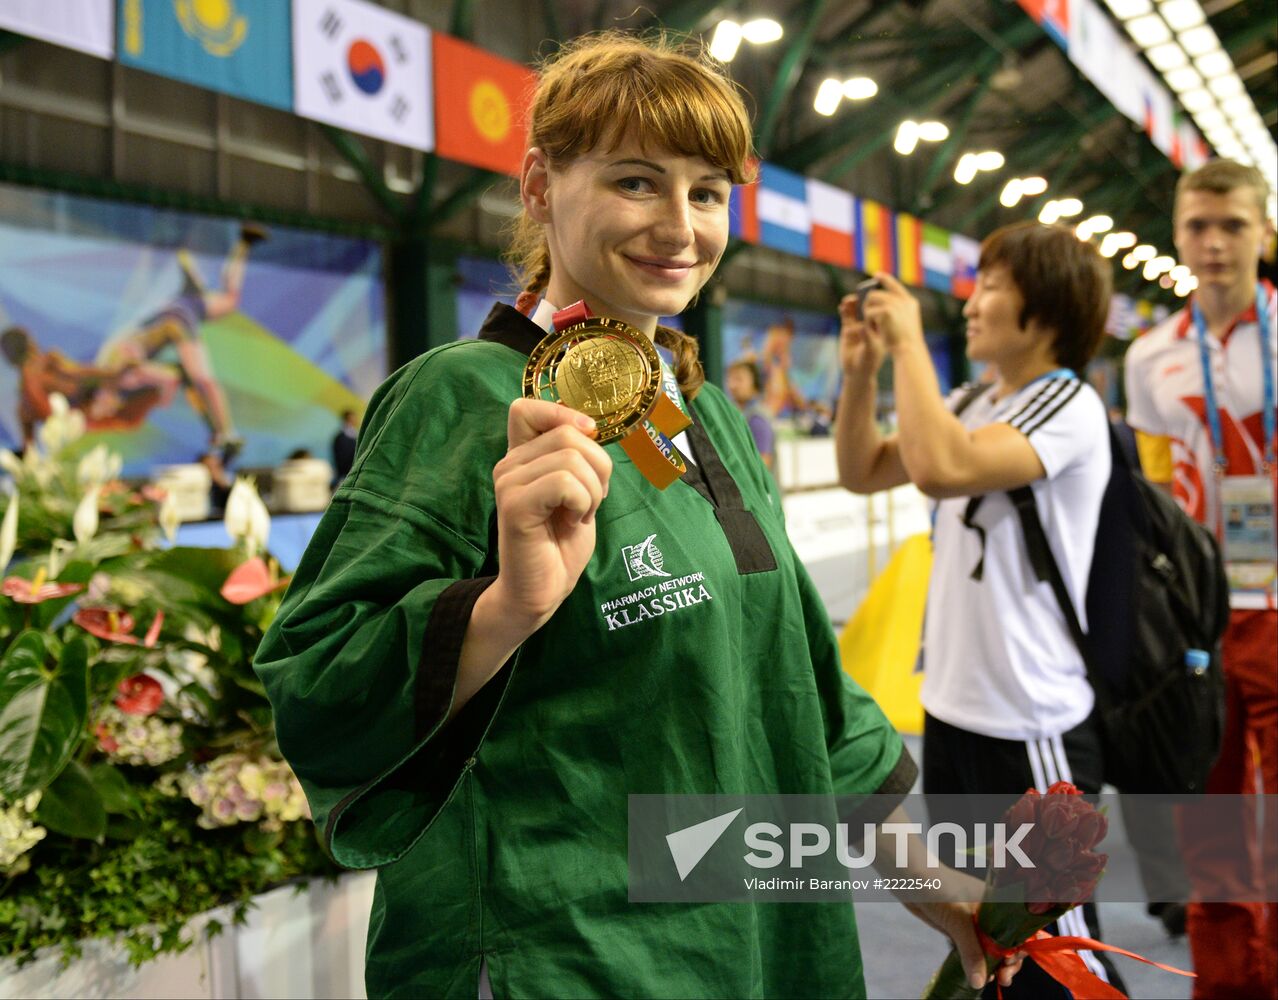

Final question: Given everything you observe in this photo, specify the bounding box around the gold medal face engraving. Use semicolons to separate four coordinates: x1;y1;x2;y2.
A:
523;318;662;444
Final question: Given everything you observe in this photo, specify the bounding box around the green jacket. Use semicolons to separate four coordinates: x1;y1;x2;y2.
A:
255;304;915;998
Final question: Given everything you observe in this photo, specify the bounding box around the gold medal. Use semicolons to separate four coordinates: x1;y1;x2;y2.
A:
523;317;692;489
523;317;663;444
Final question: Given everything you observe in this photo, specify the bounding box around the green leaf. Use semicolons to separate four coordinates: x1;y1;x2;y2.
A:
0;630;87;798
33;760;106;841
242;824;284;854
88;762;142;815
103;813;145;840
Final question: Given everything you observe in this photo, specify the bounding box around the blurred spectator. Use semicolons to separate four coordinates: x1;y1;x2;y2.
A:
725;360;775;469
198;450;232;511
331;410;359;485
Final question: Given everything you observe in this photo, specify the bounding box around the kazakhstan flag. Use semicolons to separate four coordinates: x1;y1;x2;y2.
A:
117;0;291;110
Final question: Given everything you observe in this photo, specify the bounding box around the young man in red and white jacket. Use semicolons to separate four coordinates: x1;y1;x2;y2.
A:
1124;159;1277;1000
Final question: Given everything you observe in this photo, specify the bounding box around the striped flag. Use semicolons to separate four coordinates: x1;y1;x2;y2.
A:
729;183;759;243
895;213;923;286
806;178;854;268
857;199;895;276
922;223;954;293
950;233;980;299
756;163;810;257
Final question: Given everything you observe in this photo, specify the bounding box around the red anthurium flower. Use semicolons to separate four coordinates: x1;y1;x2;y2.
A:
143;609;164;647
140;484;168;503
220;557;289;605
115;674;164;716
2;576;82;605
74;607;137;643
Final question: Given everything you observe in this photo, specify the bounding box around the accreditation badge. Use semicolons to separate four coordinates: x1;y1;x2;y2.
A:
1219;474;1278;599
523;317;691;489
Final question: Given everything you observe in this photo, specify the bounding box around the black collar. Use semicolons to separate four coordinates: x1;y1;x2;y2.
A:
477;303;547;356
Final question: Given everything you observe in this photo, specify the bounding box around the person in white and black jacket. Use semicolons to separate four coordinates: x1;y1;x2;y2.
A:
835;222;1121;999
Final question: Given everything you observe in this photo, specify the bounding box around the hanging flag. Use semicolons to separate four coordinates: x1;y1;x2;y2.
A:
857;199;896;277
292;0;433;151
1;0;113;58
1016;0;1069;51
806;178;855;268
729;183;759;243
922;223;954;294
895;213;923;286
117;0;291;110
433;33;535;176
950;233;980;300
756;163;810;257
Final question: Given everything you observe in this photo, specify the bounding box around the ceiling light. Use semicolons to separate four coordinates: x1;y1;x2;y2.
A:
975;150;1005;171
1104;0;1152;16
1122;251;1142;269
1159;273;1176;289
1165;65;1203;92
740;18;783;44
1000;179;1024;208
814;78;843;116
954;153;979;185
1039;200;1063;224
1020;176;1048;196
1174;276;1198;297
1221;92;1255;118
1169;264;1192;282
1159;0;1206;31
918;121;950;142
1178;24;1220;56
1109;231;1137;250
1055;197;1083;218
1192;107;1225;131
894;120;920;155
1127;14;1172;47
1083;214;1114;234
1100;240;1121;258
1178;87;1214;112
1143;260;1162;280
843;77;877;100
709;20;743;62
1150;254;1176;273
1146;42;1188;70
1208;72;1244;99
1194;49;1232;79
1131;244;1157;262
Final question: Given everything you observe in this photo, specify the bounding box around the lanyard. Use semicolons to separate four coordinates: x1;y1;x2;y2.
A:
1192;284;1275;474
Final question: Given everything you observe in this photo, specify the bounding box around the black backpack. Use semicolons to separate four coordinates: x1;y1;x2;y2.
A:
956;386;1229;793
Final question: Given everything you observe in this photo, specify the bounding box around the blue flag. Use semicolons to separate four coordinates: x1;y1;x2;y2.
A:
117;0;291;110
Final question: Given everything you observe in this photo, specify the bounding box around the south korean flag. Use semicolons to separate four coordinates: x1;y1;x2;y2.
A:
293;0;434;152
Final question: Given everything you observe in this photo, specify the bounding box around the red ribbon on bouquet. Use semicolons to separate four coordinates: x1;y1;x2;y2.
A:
976;921;1195;999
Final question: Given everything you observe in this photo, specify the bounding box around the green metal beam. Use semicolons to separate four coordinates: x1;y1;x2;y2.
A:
449;0;476;40
428;169;504;229
644;0;724;35
755;0;829;157
319;125;403;223
911;73;996;215
1221;18;1277;58
0;30;29;56
781;19;1039;176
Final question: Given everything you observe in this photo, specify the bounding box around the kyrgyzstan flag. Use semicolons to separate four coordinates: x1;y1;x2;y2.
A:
806;178;854;268
433;33;535;176
292;0;434;151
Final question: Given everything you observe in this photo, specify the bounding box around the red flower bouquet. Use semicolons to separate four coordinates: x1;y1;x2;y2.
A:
923;781;1190;998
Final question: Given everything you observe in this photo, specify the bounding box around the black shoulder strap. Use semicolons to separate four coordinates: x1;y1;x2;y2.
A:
952;381;994;419
953;382;996;579
1007;486;1099;688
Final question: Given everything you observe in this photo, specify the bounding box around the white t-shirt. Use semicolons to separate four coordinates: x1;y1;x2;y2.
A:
920;375;1111;741
1123;285;1277;610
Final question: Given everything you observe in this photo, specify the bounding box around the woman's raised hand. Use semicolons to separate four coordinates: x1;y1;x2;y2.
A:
488;398;613;633
838;293;886;379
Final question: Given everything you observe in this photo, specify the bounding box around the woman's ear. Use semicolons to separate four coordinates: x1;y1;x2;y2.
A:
521;148;551;224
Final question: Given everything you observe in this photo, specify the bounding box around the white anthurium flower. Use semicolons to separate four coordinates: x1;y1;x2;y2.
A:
223;478;254;544
0;492;17;572
48;393;69;418
21;446;54;491
106;450;122;482
47;539;76;579
72;485;101;545
246;486;271;558
158;490;181;543
37;415;63;457
77;444;111;486
0;449;22;481
64;408;86;445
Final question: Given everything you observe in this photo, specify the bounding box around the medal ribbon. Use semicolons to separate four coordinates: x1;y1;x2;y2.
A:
551;303;691;490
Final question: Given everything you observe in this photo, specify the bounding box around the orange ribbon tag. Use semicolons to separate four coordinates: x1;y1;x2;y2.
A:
618;392;692;490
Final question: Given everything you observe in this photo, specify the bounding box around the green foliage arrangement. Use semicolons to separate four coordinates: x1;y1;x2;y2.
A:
0;396;337;968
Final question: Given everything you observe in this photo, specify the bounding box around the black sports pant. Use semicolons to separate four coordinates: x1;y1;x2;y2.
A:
923;710;1126;999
